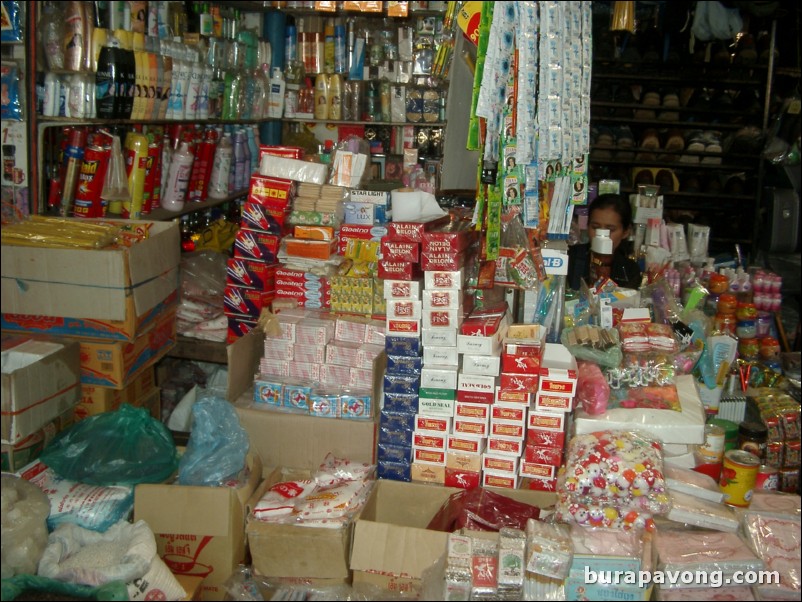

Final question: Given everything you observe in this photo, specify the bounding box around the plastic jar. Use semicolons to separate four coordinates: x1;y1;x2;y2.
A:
715;313;737;335
708;273;729;295
737;421;767;460
717;294;738;315
738;338;760;360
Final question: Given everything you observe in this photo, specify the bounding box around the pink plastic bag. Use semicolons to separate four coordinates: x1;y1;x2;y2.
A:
576;361;610;415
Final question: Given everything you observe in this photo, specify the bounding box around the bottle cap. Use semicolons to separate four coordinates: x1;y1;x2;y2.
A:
591;229;613;255
272;67;282;79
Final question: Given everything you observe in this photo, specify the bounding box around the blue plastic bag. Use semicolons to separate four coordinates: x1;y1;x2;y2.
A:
178;392;249;486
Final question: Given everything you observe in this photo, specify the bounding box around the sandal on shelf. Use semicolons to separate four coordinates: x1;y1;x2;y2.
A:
614;126;636;161
701;131;723;165
664;129;685;162
655;169;677;192
633;168;655;187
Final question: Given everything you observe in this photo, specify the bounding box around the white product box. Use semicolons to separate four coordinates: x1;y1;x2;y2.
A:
424;269;465;290
422;327;458;347
422;289;463;310
383;279;422;300
423;346;459;367
386;299;422;321
421;365;459;390
461;354;501;376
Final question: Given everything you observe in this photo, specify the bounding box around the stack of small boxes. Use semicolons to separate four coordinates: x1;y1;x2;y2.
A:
521;343;578;491
377;279;423;482
225;174;294;341
254;311;384;420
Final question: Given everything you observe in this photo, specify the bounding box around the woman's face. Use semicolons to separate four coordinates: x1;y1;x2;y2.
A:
588;206;630;250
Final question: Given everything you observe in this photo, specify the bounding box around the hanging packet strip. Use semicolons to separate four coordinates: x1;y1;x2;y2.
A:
467;2;493;151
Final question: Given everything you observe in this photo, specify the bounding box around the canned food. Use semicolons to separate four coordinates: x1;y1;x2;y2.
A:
755;465;778;491
720;449;760;507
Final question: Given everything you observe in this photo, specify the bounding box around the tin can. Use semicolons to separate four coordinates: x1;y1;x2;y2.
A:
720;449;760;507
698;424;726;463
755;465;778;491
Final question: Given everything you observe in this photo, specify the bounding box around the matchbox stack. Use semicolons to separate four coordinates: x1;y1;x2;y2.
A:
226;174;293;342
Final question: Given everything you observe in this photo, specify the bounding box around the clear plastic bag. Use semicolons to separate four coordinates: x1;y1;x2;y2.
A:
40;404;178;486
561;325;623;369
178;392;249;486
1;475;50;578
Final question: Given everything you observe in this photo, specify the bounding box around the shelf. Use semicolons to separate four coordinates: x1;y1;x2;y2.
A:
37;116;275;126
589;155;754;171
591;145;759;161
168;336;228;364
621;189;756;202
592;69;765;87
106;189;248;222
285;117;445;127
591;101;762;119
590;115;751;131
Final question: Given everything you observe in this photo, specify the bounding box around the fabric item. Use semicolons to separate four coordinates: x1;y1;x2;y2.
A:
567;243;642;290
691;2;744;41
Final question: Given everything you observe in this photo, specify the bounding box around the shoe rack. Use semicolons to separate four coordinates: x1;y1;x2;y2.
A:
589;21;781;258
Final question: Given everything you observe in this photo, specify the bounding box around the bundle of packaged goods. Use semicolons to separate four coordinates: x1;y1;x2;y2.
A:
1;217;179;424
253;310;384;421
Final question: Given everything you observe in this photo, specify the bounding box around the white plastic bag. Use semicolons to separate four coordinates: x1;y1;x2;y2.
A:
1;474;50;578
37;520;154;586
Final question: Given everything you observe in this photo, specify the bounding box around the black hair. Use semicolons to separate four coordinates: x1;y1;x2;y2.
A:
588;193;633;231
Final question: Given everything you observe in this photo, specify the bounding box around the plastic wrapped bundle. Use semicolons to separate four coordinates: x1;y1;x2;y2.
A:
743;513;800;600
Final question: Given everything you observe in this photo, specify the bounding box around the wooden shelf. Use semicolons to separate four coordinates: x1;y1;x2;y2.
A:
37;116;273;126
285;117;446;127
590;115;750;131
589;154;753;171
104;189;248;222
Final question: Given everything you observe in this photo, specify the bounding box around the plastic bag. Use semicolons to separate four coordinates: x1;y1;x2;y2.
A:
427;488;542;532
40;405;178;486
1;574;128;602
1;62;22;121
178;392;249;486
329;136;371;188
1;474;50;578
38;520;154;587
576;361;610;415
561;325;623;369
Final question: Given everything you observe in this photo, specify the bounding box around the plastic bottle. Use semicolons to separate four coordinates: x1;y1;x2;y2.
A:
589;228;614;283
334;23;346;74
43;72;59;117
268;68;286;118
222;71;242;120
285;21;297;69
246;126;259;175
63;1;86;72
233;129;248;191
198;65;212;120
324;18;335;74
161;141;194;212
314;73;329;120
39;1;66;71
207;132;233;199
328;73;343;120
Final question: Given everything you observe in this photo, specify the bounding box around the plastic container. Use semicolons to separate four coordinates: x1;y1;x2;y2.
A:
589;228;613;283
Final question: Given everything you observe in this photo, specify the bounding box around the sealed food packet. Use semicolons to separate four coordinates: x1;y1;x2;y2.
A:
428;488;542;532
524;519;572;579
252;480;317;521
742;513;801;599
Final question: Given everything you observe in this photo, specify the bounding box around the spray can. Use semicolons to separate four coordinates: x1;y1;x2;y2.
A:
60;127;87;217
161;141;194;212
189;127;218;202
72;139;110;218
233;129;248;191
207;131;233;199
141;129;163;214
123;130;149;219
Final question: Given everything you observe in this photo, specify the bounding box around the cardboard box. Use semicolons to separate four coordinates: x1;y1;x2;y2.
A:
350;480;556;592
75;367;156;418
539;343;578;397
134;453;262;601
72;310;176;389
1;220;180;341
1;337;81;444
1;409;73;472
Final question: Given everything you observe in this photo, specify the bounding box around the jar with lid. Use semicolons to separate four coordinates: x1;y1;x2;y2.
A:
708;273;729;295
714;313;737;335
735;302;758;339
717;294;738;315
738;338;760;361
738;421;767;460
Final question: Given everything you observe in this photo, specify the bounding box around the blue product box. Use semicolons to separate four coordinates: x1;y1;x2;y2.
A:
378;460;412;482
385;335;422;357
380;409;417;432
383;391;419;414
340;391;373;420
383;373;420;394
253;378;283;407
378;442;413;464
282;383;313;412
309;393;340;418
386;354;423;376
378;424;414;447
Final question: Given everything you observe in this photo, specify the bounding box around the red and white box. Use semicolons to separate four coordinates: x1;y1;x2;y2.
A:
334;317;368;343
527;428;566;449
386;217;450;243
524;444;563;466
519;461;557;480
292;343;326;364
241;201;286;233
457;326;508;356
338;224;386;256
381;238;420;262
525;476;559;492
415;415;452;434
483;453;519;475
386;318;421;338
378;260;418;281
424;269;465;290
423;346;459;367
538;343;578;398
445;467;481;489
457;374;497;404
501;352;542;374
483;470;518;489
320;364;351;385
490;421;526;440
454;401;491;423
453;418;489;438
422;308;464;330
534;392;575;413
421;365;458;390
491;403;527;424
461;311;507;337
422;289;463;310
413;431;447;451
528;410;567;432
447;435;486;455
383;279;422;300
461;354;501;376
233;229;281;261
422;327;458;347
499;372;539;393
487;436;525;457
387;299;422;321
264;339;294;359
422;225;475;253
248;174;296;207
413;447;446;465
296;318;335;346
495;387;532;405
420;251;466;272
